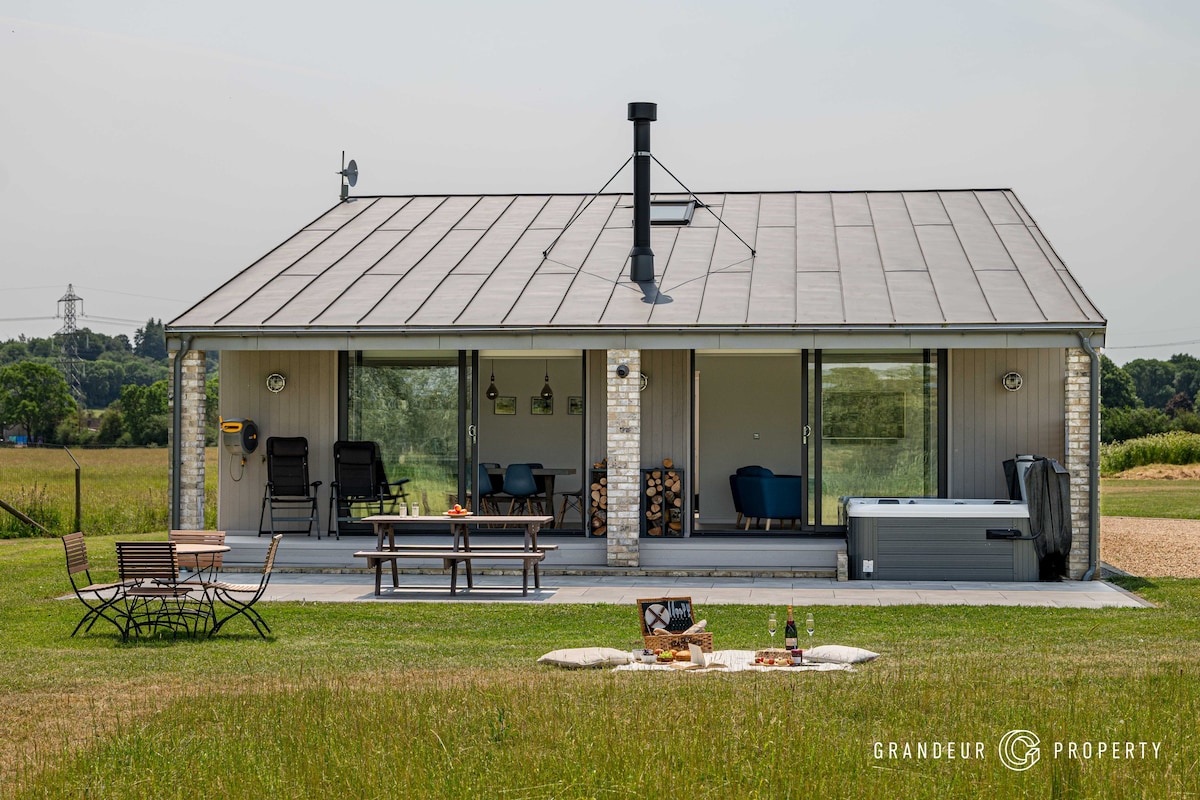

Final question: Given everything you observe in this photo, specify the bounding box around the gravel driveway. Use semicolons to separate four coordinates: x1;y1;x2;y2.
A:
1101;516;1200;578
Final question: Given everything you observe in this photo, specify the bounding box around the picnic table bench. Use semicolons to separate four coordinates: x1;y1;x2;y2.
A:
357;514;556;597
353;547;548;595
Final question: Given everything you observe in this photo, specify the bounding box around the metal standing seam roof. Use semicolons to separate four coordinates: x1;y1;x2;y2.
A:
168;190;1106;335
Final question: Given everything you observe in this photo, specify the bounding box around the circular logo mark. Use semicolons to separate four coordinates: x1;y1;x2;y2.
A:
998;729;1041;771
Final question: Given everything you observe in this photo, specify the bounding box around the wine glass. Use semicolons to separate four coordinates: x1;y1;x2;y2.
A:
767;612;777;643
805;612;815;641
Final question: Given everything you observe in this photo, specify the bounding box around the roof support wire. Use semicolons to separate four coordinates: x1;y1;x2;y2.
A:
542;156;633;258
651;154;756;256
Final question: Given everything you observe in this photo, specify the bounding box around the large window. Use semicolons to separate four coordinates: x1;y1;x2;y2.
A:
816;351;940;525
345;352;463;514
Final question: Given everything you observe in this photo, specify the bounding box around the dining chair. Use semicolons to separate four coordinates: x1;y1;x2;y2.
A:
556;485;584;528
208;534;283;639
474;463;500;515
61;532;126;636
115;541;201;640
168;530;227;574
502;463;541;516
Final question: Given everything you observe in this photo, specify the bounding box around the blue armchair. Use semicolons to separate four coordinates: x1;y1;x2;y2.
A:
729;465;773;528
736;470;803;530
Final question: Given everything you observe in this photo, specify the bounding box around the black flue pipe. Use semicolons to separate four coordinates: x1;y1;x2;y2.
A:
628;102;657;283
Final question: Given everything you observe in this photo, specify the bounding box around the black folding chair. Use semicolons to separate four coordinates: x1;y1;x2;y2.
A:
259;436;323;539
329;440;385;539
374;454;411;513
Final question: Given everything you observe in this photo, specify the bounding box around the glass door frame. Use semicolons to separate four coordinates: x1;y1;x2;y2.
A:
805;348;948;531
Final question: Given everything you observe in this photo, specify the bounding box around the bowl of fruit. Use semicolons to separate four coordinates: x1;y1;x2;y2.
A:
443;504;472;517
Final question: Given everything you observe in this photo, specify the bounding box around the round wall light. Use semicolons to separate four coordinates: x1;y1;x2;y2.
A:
1002;371;1023;392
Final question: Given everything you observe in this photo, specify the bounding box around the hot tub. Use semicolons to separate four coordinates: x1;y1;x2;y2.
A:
843;498;1038;581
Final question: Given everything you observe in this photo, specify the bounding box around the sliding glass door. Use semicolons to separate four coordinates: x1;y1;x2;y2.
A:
695;349;943;532
343;351;466;514
810;350;943;526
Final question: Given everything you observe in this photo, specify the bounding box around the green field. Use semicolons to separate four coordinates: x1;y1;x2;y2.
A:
2;451;1199;797
1100;478;1200;519
2;533;1198;799
0;447;217;537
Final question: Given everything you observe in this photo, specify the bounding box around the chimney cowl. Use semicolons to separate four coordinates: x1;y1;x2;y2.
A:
628;102;657;122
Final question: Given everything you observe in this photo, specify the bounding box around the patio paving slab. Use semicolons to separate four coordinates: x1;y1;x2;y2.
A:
241;573;1151;608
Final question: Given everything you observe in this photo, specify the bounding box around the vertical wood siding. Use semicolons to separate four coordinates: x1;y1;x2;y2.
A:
218;351;338;533
949;348;1065;499
639;350;691;468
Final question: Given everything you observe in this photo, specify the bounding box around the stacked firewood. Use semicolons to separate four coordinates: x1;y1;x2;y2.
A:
589;460;607;537
644;458;683;537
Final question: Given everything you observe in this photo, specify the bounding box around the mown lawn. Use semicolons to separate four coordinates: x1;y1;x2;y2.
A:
1100;478;1200;519
2;534;1198;800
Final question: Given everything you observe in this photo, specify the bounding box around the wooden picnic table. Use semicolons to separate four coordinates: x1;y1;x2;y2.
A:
358;514;554;596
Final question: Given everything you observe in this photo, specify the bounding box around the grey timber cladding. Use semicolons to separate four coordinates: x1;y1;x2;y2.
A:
171;190;1105;332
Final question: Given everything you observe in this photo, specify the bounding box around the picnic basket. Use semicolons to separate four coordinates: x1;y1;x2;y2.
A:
637;597;713;653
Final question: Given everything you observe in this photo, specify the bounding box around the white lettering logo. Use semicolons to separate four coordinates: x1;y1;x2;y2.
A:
998;729;1041;772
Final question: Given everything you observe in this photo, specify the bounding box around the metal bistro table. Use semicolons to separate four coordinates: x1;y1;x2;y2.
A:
175;542;230;631
362;514;553;592
486;467;576;519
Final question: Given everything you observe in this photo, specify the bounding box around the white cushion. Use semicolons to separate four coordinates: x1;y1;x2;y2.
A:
803;645;880;664
537;647;633;669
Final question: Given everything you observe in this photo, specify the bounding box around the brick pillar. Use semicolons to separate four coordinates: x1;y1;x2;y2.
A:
606;349;641;567
169;350;207;530
1064;348;1092;579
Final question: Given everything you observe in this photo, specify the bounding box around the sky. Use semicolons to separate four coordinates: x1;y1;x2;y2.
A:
1;0;1198;364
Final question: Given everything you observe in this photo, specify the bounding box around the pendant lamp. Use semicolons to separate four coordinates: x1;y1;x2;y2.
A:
486;361;499;400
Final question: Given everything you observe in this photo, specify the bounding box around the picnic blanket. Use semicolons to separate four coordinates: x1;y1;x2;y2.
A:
612;649;855;674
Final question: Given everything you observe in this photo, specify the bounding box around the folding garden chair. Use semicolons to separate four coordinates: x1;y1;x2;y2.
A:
115;541;204;640
259;436;323;538
209;534;283;639
61;532;126;636
329;440;385;539
374;454;411;513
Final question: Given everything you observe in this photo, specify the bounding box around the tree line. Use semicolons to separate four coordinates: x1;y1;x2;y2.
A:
0;320;218;446
1101;353;1200;443
0;329;1193;448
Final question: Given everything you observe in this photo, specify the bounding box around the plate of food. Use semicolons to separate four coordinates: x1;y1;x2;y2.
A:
443;504;472;517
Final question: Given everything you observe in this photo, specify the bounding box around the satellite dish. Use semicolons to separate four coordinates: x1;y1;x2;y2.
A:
338;152;359;201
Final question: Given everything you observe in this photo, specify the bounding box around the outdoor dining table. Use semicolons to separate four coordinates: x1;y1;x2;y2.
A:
362;514;553;592
486;466;576;518
173;542;230;630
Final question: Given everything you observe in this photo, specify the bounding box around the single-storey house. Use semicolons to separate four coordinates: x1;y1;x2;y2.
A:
166;104;1105;580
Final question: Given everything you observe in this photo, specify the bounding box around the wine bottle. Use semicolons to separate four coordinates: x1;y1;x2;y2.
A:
784;605;798;650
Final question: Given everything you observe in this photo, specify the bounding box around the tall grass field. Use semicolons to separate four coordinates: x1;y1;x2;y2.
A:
0;447;217;537
1101;431;1200;475
1;448;1199;797
0;533;1196;799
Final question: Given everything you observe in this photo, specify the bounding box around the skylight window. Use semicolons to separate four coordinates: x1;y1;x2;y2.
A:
649;200;696;225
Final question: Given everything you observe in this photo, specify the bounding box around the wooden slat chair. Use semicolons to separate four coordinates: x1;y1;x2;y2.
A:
115;541;201;640
168;530;227;574
61;532;126;636
208;534;283;639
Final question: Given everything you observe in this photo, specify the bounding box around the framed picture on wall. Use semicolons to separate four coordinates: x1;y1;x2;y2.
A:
494;396;516;415
568;396;584;415
531;396;553;415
